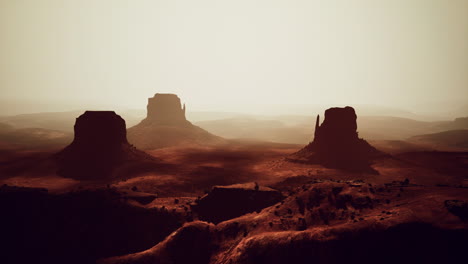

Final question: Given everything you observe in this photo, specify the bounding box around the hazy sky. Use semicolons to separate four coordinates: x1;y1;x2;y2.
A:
1;0;467;116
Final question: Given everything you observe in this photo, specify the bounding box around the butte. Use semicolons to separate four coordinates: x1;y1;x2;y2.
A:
127;93;224;149
56;111;156;180
291;106;384;172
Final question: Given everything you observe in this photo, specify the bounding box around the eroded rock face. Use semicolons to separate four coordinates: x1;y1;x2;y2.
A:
315;106;358;141
192;182;284;223
294;106;382;172
73;111;128;147
127;93;224;149
56;111;153;180
101;181;468;264
144;93;189;126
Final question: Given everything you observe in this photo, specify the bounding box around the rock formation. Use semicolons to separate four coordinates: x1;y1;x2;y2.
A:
145;93;188;125
127;93;224;149
293;106;383;172
72;111;127;147
192;182;284;223
101;180;468;264
56;111;155;180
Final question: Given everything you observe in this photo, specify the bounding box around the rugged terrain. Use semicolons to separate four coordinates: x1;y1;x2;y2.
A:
0;104;467;264
101;181;468;264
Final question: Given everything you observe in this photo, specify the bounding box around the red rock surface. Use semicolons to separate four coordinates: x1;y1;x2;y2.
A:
193;182;284;223
101;181;468;264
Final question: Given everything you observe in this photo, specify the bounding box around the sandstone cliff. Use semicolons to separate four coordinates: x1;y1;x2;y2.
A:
292;106;383;172
127;94;224;149
56;111;155;180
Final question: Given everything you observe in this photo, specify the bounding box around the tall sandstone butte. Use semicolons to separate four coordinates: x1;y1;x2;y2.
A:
56;111;154;180
127;93;223;149
145;93;188;125
293;106;383;172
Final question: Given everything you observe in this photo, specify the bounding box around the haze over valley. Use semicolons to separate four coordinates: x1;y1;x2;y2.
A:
1;1;468;264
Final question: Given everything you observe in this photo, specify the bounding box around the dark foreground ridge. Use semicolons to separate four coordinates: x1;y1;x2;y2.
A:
0;185;184;264
292;106;383;172
127;93;224;149
56;111;155;180
101;181;468;264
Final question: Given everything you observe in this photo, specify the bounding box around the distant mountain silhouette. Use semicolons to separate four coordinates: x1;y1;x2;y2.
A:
409;129;468;150
127;94;224;149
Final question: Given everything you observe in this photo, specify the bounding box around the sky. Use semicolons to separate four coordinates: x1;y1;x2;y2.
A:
1;0;467;117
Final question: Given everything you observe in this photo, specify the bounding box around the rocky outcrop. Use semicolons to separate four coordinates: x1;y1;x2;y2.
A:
101;181;468;264
315;106;358;140
100;221;214;264
127;94;224;149
292;107;383;172
56;111;155;180
192;182;284;223
145;93;188;125
445;200;468;221
72;111;128;147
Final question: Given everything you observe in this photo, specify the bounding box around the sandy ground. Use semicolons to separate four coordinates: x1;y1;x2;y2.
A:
1;142;467;195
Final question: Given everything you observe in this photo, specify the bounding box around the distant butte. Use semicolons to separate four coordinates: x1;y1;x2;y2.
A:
127;93;224;149
56;111;155;180
291;106;384;172
144;93;189;125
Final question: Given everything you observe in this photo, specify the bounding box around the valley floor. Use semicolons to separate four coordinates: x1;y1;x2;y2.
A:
0;142;467;264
